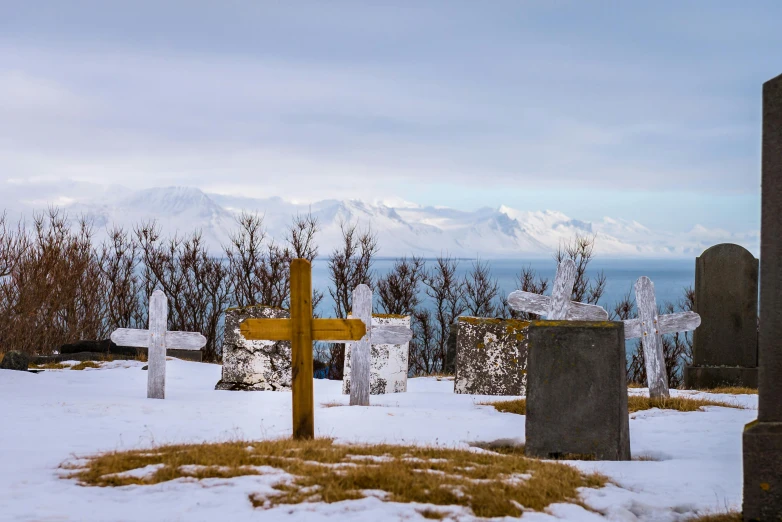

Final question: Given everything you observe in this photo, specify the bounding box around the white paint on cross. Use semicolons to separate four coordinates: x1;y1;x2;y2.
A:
625;276;701;399
337;284;413;407
507;259;609;320
110;290;207;399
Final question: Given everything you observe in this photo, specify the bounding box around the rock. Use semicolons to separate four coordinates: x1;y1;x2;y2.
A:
215;305;292;391
142;365;149;370
0;351;31;372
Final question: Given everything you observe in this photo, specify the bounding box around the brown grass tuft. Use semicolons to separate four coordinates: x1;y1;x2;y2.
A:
29;362;71;370
686;510;742;522
418;508;447;519
70;361;101;371
319;401;347;408
695;387;757;395
483;395;744;417
64;438;608;518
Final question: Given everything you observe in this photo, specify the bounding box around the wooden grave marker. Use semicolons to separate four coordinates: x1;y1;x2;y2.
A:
339;284;413;406
239;259;367;439
507;259;610;320
111;289;207;399
624;276;701;399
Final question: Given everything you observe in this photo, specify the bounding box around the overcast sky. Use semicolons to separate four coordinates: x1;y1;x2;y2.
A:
1;1;779;233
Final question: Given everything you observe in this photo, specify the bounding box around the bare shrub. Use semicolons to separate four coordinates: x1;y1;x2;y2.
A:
285;213;323;314
376;255;425;315
554;234;606;306
325;221;378;379
496;266;550;320
463;258;500;318
136;222;230;362
413;254;465;375
0;209;107;355
99;226;144;331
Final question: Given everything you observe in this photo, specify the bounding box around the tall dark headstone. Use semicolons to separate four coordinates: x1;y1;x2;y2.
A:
743;72;782;521
685;243;759;388
525;321;630;461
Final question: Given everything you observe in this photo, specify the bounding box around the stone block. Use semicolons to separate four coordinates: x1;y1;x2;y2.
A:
0;351;30;372
453;317;530;396
343;314;410;395
215;305;291;391
683;365;758;389
743;421;782;520
526;321;630;461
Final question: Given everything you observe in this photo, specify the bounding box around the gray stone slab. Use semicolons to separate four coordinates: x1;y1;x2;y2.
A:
526;321;630;461
683;366;758;389
215;305;292;391
453;317;530;396
743;71;782;521
343;314;411;395
692;243;758;367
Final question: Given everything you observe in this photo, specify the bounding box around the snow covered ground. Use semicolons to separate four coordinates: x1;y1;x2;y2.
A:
1;359;756;521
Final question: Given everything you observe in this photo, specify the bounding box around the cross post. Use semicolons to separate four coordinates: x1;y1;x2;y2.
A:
507;259;609;320
624;276;701;399
110;290;207;399
239;259;367;439
341;284;413;406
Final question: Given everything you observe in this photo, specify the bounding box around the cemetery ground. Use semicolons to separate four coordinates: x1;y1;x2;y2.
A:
1;359;755;522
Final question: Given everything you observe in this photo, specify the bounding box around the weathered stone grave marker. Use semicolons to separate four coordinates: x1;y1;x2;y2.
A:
685;243;759;389
526;320;630;461
110;290;207;399
454;317;530;395
215;305;292;391
238;259;367;439
743;71;782;520
339;285;413;406
453;259;609;396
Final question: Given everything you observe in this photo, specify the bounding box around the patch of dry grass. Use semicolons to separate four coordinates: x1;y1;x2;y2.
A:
483;395;744;417
695;387;757;395
63;438;608;518
627;382;644;389
479;399;525;415
29;362;71;370
320;401;346;408
686;510;742;522
626;395;743;413
70;361;101;371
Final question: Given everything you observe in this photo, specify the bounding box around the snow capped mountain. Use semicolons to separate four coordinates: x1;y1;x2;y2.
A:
5;184;759;258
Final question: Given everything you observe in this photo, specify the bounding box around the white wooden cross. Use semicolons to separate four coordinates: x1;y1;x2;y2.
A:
110;290;207;399
338;284;413;407
507;259;610;320
624;276;701;399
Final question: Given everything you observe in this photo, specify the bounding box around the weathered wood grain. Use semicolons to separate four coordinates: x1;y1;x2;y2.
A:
548;259;577;320
290;259;314;440
349;284;373;406
623;311;701;340
110;329;206;350
368;324;414;345
147;290;168;400
634;276;670;399
507;291;608;320
240;318;366;342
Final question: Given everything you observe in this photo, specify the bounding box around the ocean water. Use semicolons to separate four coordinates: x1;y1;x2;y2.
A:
310;258;695;317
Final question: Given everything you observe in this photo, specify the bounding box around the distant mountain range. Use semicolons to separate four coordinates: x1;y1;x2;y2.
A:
2;183;759;258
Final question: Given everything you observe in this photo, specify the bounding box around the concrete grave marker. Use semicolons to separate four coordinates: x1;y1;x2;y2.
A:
339;284;413;406
454;317;530;396
743;72;782;520
526;320;630;461
215;305;292;391
110;290;207;399
685;243;759;389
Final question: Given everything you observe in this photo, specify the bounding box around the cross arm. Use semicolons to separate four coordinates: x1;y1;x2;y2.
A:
507;290;609;320
239;318;367;342
623;311;701;340
110;328;207;350
331;324;413;345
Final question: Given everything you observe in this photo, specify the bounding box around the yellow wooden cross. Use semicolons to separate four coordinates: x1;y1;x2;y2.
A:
239;258;367;439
